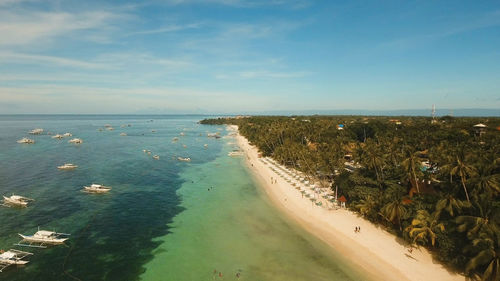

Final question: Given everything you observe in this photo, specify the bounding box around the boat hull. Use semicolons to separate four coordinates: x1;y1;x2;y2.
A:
18;234;68;244
3;196;28;207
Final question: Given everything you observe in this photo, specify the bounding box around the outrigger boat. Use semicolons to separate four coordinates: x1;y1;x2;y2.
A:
28;128;43;135
57;163;78;170
68;138;83;144
2;195;34;207
177;157;191;162
84;184;111;193
16;228;70;248
0;249;33;272
16;138;35;144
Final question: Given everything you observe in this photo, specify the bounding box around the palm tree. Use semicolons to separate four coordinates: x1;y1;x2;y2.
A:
380;199;407;231
355;195;379;220
472;165;500;197
435;194;470;218
458;213;499;281
363;140;386;182
443;149;477;203
401;148;423;194
405;210;444;246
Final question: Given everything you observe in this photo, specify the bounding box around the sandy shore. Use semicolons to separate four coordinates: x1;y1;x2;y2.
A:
231;125;464;281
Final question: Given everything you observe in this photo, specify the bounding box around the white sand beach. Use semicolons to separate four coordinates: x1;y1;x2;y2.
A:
231;125;465;281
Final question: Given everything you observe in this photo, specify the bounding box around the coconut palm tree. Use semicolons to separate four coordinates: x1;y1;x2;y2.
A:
443;149;477;203
401;148;423;194
380;199;407;231
405;210;444;246
458;211;499;281
472;165;500;197
435;194;470;218
362;140;386;183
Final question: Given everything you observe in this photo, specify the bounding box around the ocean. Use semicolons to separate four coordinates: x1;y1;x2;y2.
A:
0;115;366;281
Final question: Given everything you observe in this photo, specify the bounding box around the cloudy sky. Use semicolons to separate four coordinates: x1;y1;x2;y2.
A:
0;0;499;114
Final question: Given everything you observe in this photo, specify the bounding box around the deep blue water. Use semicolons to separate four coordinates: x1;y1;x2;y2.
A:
0;115;224;281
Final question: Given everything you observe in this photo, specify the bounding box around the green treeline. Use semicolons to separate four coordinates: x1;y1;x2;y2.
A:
201;115;500;281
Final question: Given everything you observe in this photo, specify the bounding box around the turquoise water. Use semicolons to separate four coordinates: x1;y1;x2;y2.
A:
0;115;367;281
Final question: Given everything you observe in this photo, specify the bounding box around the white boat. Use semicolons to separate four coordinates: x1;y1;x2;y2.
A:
57;163;78;170
204;144;208;148
68;138;83;144
228;150;244;157
172;137;179;142
0;249;33;272
17;138;35;144
180;132;185;136
51;134;64;139
16;228;70;248
153;155;160;160
28;128;43;135
63;132;72;137
177;157;191;162
84;184;111;193
120;133;127;136
2;195;34;207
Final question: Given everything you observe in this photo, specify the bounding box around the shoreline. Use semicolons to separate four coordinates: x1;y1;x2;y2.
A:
232;125;465;281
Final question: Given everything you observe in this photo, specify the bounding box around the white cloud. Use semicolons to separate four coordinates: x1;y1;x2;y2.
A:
0;10;130;47
127;23;201;36
0;52;112;69
164;0;312;9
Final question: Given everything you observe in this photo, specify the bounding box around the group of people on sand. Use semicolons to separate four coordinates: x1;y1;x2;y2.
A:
270;177;277;184
213;269;242;279
354;226;361;233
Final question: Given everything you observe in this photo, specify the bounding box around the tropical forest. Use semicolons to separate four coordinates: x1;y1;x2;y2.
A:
201;115;500;281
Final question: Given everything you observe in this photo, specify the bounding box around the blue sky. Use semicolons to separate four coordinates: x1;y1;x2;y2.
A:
0;0;499;114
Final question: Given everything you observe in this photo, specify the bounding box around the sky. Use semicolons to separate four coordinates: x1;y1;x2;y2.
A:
0;0;499;114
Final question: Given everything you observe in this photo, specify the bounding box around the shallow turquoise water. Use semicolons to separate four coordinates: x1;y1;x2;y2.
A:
0;115;368;281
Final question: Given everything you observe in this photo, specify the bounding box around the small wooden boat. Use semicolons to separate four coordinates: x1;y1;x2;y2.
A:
2;195;34;207
16;228;70;248
84;184;111;193
68;138;83;144
17;138;35;144
0;249;33;272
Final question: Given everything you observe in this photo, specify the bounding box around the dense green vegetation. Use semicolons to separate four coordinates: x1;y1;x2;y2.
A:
201;115;500;281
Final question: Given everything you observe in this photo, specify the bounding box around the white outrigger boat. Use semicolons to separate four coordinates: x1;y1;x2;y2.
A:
51;134;64;139
16;138;35;144
0;249;33;272
28;128;43;135
2;195;34;207
57;163;78;170
84;184;111;193
16;228;70;248
63;132;72;137
68;138;83;144
177;157;191;162
153;155;160;160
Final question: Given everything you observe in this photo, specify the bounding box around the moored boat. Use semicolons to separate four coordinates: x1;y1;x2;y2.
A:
0;249;33;272
2;195;34;207
57;163;78;170
16;228;70;248
17;138;35;144
28;128;43;135
68;138;83;144
84;184;111;193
